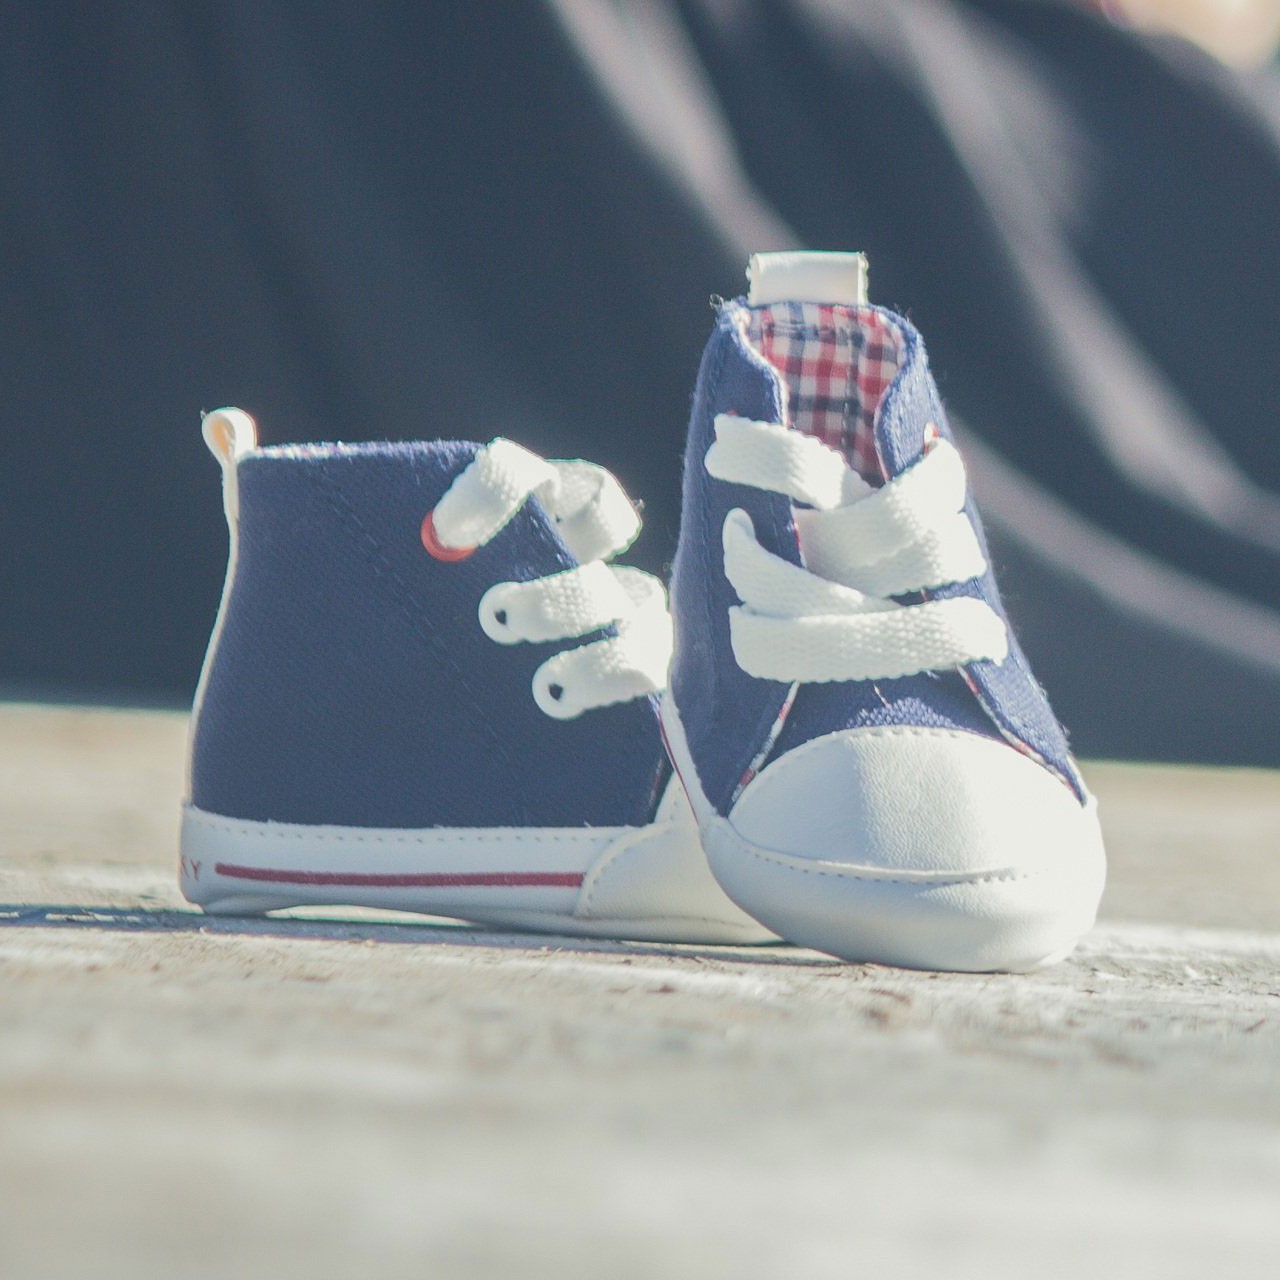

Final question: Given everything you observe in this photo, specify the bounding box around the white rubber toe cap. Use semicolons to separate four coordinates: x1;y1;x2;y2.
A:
704;726;1106;972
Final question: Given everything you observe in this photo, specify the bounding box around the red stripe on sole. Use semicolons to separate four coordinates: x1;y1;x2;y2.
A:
213;863;584;889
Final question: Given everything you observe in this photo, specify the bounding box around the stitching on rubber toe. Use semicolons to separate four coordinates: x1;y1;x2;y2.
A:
715;819;1044;887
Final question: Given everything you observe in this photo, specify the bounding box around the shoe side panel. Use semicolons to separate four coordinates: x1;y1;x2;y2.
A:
189;444;664;828
668;316;799;816
874;327;1084;796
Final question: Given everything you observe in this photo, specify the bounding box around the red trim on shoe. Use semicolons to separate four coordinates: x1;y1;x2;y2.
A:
214;863;583;889
420;509;475;561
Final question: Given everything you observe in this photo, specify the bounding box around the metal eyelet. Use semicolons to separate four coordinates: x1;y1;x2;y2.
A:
420;509;475;562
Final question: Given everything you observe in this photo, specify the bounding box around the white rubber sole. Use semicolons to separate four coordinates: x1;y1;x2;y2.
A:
660;694;1106;972
179;795;775;946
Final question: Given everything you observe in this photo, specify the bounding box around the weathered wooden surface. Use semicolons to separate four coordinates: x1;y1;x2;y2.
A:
2;703;1278;1278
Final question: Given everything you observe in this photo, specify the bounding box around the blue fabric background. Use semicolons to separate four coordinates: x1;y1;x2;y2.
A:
3;0;1280;765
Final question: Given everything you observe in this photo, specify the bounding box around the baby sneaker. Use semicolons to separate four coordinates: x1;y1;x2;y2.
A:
662;252;1106;971
181;408;770;943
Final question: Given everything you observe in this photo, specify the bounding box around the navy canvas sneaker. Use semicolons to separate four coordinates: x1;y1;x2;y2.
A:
182;408;769;944
662;253;1106;971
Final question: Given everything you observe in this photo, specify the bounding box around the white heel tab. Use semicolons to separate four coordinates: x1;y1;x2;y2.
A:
201;407;258;521
746;251;869;307
202;406;257;463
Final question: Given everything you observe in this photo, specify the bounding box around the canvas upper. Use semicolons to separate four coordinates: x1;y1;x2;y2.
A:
190;439;669;830
668;291;1087;818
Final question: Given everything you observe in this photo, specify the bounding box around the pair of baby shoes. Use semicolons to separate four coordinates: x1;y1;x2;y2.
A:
181;252;1105;971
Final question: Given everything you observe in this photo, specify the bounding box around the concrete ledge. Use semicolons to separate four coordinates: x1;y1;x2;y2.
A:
2;702;1278;1278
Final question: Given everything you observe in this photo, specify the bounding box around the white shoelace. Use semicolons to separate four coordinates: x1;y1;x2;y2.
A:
706;414;1008;682
428;439;672;719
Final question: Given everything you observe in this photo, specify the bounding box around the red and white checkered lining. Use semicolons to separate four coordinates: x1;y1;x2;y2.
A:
743;302;903;486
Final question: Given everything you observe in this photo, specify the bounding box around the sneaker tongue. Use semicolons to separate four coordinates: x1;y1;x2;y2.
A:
746;251;868;307
739;252;903;484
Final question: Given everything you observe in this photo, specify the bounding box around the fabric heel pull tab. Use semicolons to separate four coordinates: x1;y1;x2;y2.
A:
201;407;258;522
746;251;869;307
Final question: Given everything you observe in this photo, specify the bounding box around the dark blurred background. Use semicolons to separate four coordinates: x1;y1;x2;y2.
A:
2;0;1279;762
